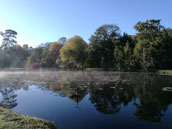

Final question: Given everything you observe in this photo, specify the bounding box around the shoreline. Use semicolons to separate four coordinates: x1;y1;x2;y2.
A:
0;106;56;129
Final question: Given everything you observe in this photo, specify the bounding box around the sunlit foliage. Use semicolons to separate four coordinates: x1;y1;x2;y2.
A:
0;19;172;70
60;36;88;69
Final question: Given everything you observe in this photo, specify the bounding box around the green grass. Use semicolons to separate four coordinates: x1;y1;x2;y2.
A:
157;70;172;75
0;107;56;129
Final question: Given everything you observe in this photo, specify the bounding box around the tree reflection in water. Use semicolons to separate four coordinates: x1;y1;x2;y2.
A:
0;71;172;124
89;82;134;114
58;72;172;123
0;88;17;108
133;74;172;123
60;79;88;109
89;85;122;114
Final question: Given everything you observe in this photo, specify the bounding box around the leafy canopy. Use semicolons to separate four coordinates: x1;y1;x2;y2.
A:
60;36;88;69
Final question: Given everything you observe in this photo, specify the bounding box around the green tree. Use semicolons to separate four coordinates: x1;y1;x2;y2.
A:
60;36;88;69
0;29;17;49
23;44;29;51
58;37;67;45
157;28;172;69
0;44;29;68
11;44;29;67
114;46;124;71
133;19;165;70
0;49;12;67
114;40;135;71
119;33;136;50
123;42;134;70
88;24;120;70
26;47;43;68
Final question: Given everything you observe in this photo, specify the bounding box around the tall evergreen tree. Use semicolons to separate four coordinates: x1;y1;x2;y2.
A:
0;29;17;49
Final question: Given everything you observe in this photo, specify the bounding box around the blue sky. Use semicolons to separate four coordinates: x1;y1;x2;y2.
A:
0;0;172;47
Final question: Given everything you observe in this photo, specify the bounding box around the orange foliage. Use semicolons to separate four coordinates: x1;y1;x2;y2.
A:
49;42;62;53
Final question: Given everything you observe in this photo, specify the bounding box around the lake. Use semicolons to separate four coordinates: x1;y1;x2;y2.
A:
0;71;172;129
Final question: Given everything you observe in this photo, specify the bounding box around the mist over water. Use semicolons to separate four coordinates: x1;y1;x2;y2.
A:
0;71;172;129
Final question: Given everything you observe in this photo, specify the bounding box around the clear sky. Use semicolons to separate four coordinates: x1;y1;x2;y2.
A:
0;0;172;47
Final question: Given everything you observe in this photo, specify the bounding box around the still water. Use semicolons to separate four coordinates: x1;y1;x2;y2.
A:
0;71;172;129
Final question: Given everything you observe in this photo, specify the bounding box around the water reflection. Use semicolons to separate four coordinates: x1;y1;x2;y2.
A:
0;88;17;108
0;71;172;128
133;74;172;123
89;81;134;114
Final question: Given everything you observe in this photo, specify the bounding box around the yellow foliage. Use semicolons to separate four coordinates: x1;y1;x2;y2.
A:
60;36;88;68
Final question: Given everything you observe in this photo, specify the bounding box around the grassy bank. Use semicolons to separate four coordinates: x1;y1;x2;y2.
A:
157;70;172;75
0;106;56;129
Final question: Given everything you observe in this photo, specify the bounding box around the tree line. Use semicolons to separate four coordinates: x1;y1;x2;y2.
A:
0;19;172;71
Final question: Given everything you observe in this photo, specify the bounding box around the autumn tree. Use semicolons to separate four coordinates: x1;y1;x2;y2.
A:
49;42;62;57
44;42;62;67
60;36;88;69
